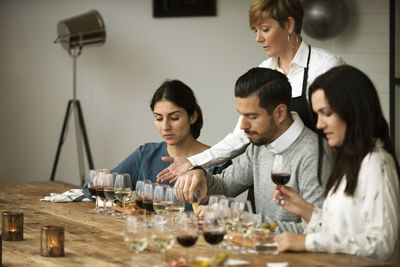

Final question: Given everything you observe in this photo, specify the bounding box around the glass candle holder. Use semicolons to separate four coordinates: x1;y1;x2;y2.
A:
1;211;23;241
40;226;64;257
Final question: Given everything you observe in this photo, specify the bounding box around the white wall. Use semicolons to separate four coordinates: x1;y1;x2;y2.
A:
0;0;390;185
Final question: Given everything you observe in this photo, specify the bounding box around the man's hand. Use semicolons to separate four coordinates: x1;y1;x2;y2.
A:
173;169;207;203
274;232;306;252
157;156;193;183
272;185;315;222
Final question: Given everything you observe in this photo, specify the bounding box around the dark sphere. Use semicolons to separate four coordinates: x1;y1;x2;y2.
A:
303;0;348;40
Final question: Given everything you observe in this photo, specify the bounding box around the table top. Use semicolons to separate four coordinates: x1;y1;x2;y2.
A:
0;181;394;267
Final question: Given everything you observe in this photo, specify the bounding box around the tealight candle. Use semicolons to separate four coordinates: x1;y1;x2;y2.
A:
1;212;23;241
40;226;64;257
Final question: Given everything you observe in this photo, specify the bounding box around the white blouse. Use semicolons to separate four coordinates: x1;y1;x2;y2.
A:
305;139;400;265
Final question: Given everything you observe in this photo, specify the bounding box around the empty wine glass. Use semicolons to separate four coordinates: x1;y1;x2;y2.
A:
232;200;254;254
153;184;169;215
176;212;198;263
103;172;117;216
165;187;184;216
271;154;291;204
151;214;176;265
114;173;132;218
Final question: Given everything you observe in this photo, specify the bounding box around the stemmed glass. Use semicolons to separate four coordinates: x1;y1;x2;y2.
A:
271;154;291;204
232;200;254;254
202;210;225;251
124;215;148;266
87;169;99;213
114;173;132;218
176;212;198;263
165;187;184;216
151;214;176;265
219;197;235;249
143;181;155;214
135;180;146;209
95;170;107;215
103;172;117;216
153;184;169;215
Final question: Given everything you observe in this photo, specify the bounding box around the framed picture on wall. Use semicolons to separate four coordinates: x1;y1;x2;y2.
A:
153;0;216;17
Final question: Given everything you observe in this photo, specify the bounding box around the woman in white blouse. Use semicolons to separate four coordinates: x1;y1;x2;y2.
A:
273;65;400;265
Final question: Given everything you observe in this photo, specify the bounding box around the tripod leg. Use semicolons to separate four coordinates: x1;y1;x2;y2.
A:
76;100;94;170
50;100;74;181
73;101;86;185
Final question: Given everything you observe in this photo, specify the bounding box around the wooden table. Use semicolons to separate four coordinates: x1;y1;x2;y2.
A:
0;181;394;267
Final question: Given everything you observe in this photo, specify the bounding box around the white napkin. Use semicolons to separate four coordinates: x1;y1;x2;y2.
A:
40;189;92;202
267;263;289;267
226;259;250;265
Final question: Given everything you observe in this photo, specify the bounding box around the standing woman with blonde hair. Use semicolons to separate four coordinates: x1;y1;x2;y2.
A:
157;0;344;183
273;65;399;265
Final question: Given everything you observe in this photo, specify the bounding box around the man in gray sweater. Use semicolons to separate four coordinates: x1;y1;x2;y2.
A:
174;67;331;233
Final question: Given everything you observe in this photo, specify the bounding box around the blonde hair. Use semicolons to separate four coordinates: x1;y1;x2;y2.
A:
249;0;303;34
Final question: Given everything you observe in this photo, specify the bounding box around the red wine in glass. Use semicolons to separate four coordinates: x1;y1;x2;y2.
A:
177;235;198;247
271;154;291;204
203;231;225;245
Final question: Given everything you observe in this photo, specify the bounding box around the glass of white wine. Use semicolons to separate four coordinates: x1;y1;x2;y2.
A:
114;173;132;218
165;186;184;216
151;214;176;265
103;172;117;216
153;184;170;215
124;215;148;266
232;200;254;254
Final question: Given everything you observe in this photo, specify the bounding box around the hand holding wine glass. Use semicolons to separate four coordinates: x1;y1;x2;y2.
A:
271;154;291;204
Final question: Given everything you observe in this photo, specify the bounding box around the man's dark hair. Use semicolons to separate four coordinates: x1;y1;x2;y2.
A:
235;67;291;114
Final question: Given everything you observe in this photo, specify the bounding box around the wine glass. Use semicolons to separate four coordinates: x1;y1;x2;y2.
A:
202;210;225;251
135;180;146;209
143;181;155;214
114;173;132;218
87;169;99;213
208;195;226;213
103;172;117;216
165;186;184;216
232;200;254;254
219;197;235;249
176;212;198;263
151;214;176;265
95;170;107;215
124;215;148;266
153;184;169;215
271;154;291;204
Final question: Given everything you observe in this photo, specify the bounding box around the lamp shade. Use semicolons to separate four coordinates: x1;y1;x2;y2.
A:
56;10;106;50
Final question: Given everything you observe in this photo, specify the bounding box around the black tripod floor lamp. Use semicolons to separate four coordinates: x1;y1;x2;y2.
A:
50;10;106;184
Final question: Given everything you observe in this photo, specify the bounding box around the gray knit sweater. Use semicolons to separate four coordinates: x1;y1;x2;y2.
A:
205;127;332;233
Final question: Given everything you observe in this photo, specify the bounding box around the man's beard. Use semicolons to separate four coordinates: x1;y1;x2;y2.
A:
246;118;279;146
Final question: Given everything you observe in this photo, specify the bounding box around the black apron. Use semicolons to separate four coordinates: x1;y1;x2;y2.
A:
290;45;314;131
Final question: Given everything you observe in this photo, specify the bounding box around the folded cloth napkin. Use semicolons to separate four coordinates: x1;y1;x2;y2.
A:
40;189;93;202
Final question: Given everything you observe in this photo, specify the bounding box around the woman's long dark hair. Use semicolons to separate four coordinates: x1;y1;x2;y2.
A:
308;65;400;196
150;80;203;139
